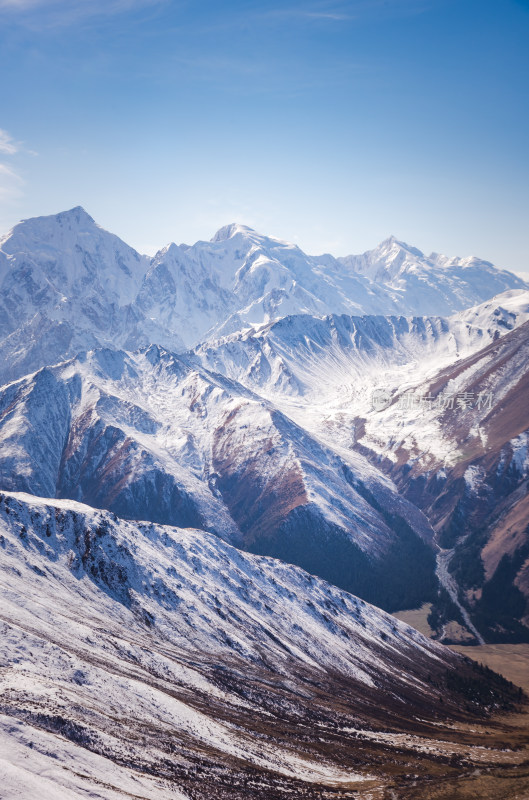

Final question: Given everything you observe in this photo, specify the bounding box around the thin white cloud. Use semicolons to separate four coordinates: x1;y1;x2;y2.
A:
0;129;18;156
0;0;135;7
255;0;437;24
0;164;21;180
265;7;352;22
0;162;24;203
305;12;351;20
0;129;29;208
0;0;167;22
252;4;349;23
0;0;44;7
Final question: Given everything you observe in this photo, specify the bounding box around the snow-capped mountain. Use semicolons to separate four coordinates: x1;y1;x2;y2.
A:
0;491;522;799
0;344;438;612
143;222;404;341
0;207;526;385
355;316;529;642
339;235;527;316
0;207;152;385
191;289;529;438
1;207;529;796
189;290;529;641
2;260;528;623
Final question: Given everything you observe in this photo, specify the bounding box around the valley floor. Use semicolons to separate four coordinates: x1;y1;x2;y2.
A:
449;643;529;695
389;612;529;799
394;604;529;694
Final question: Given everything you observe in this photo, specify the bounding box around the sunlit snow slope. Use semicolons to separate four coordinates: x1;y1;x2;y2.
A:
0;343;438;611
0;208;526;385
0;491;522;800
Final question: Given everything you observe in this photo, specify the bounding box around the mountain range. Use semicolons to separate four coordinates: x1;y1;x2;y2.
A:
1;206;526;385
1;207;529;798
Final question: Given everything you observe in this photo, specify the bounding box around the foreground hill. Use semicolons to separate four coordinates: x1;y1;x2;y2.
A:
0;491;525;799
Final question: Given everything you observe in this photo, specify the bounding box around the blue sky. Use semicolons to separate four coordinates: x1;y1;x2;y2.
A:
1;0;528;274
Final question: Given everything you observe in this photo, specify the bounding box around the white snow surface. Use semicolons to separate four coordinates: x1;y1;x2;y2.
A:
1;209;528;796
191;289;529;469
0;343;436;558
2;289;528;562
0;491;454;797
0;208;526;385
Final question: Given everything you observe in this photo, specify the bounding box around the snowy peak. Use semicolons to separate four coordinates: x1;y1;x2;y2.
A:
51;205;96;227
0;204;147;292
341;236;433;282
374;234;424;258
1;205;98;251
339;235;528;314
0;208;156;385
211;222;257;242
0;207;527;386
342;234;520;282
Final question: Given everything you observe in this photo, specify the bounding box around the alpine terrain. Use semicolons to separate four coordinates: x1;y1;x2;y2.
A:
1;208;529;799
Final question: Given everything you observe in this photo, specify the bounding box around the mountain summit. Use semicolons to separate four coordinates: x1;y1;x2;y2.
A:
0;207;526;385
210;222;257;242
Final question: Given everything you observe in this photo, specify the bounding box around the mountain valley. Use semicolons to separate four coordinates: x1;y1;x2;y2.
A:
1;208;529;798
